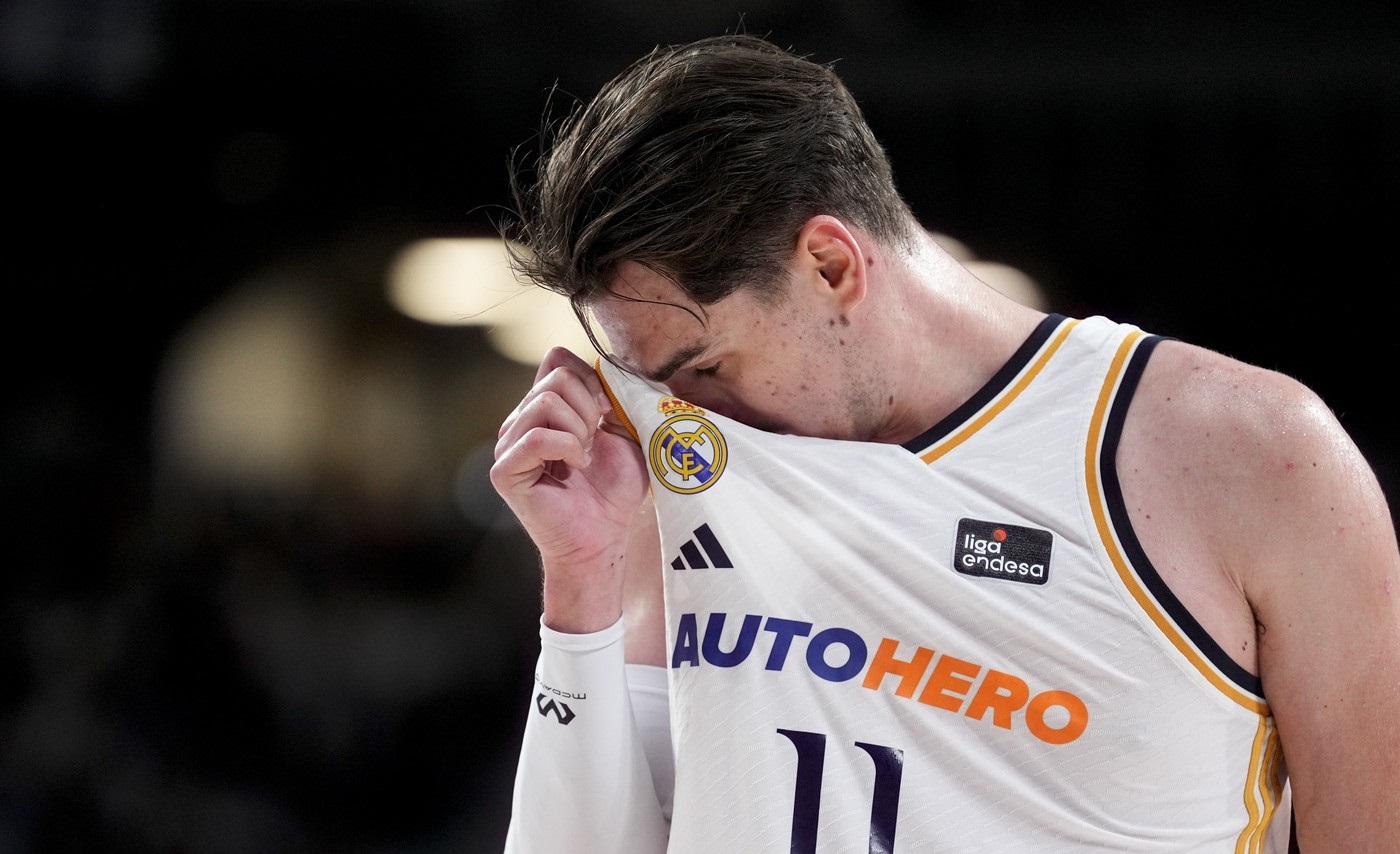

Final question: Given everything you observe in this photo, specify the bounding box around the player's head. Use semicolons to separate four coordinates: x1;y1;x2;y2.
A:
505;33;915;347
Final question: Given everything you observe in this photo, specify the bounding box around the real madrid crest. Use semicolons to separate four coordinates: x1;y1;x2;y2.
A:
649;397;727;494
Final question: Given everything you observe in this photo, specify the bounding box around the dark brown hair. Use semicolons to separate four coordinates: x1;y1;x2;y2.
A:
504;34;915;347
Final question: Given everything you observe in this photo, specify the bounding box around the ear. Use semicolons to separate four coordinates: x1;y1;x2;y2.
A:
792;215;867;312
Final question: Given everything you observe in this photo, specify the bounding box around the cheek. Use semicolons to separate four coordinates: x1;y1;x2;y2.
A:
753;339;834;403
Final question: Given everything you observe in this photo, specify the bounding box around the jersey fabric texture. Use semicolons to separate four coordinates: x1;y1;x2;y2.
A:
596;314;1291;854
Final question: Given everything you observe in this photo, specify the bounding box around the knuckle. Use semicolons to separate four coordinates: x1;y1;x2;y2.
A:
535;388;563;409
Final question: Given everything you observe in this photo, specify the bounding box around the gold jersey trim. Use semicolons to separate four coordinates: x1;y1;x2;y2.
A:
1084;331;1270;721
920;319;1080;464
595;358;641;445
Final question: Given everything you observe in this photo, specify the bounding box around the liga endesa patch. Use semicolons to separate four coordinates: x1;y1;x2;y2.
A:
953;518;1054;585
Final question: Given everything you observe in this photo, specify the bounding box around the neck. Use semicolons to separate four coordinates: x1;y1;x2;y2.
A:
861;230;1047;444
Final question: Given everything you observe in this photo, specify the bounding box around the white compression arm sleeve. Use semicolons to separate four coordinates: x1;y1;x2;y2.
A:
625;663;673;821
502;618;671;854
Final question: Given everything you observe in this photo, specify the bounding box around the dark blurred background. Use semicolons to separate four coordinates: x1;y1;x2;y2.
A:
4;2;1398;852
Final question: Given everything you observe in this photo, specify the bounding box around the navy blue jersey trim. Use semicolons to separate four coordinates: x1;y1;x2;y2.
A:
900;314;1068;454
1099;335;1265;698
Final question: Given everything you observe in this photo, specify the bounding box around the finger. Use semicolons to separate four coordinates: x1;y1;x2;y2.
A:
500;362;608;442
490;424;591;495
536;346;611;410
534;345;591;383
495;387;595;462
598;405;636;442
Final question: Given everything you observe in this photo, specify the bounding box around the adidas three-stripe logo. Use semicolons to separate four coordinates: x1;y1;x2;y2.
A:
670;523;733;570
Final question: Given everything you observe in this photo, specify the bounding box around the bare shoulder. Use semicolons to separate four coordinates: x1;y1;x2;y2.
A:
1125;337;1399;605
1128;337;1400;847
1114;338;1364;673
1128;338;1389;568
1131;338;1338;466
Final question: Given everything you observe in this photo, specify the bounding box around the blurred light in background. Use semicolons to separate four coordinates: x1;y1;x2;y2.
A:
930;232;1048;310
386;233;1045;366
966;262;1044;309
154;282;340;497
386;237;601;365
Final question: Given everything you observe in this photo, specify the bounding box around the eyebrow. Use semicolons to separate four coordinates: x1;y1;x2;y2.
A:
641;343;709;383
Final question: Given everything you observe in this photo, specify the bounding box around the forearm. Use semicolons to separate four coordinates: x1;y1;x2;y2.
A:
540;552;626;635
503;618;670;854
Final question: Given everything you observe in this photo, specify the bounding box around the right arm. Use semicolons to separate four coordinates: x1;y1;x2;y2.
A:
492;347;669;853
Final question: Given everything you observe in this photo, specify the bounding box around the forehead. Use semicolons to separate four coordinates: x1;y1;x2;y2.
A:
590;262;711;371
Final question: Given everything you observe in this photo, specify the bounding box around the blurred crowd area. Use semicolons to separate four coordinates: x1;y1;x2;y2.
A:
4;226;547;853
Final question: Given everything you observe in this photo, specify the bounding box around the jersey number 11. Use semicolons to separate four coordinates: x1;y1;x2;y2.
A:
778;728;904;854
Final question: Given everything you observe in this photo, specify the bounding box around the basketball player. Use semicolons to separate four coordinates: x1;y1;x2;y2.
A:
490;34;1400;853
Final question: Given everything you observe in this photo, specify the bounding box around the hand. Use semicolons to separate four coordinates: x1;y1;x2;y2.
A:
491;346;649;632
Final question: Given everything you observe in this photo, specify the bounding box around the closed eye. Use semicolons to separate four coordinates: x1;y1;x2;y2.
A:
692;363;721;378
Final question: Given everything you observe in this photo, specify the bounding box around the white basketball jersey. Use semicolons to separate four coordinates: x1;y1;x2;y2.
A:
597;315;1290;853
